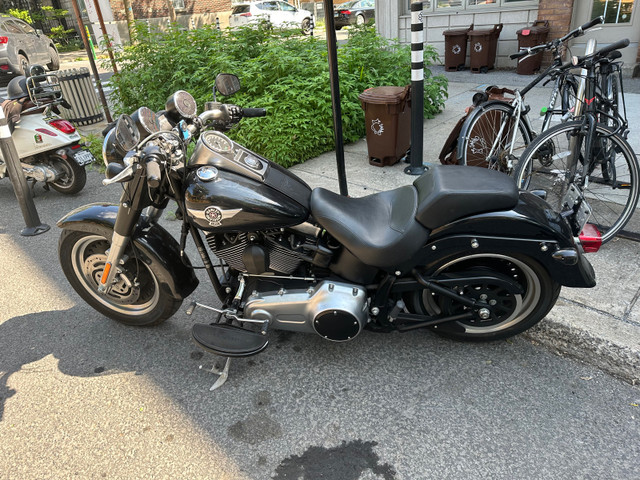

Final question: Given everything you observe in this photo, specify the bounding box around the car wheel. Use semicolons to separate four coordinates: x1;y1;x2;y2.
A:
16;54;28;76
301;17;312;35
356;14;365;26
47;46;60;71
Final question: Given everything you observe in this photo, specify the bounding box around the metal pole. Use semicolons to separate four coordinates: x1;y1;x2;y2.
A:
0;106;50;236
70;0;113;123
92;0;118;74
405;1;426;176
323;0;348;196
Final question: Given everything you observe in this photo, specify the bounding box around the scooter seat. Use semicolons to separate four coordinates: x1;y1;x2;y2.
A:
413;165;519;230
310;184;429;269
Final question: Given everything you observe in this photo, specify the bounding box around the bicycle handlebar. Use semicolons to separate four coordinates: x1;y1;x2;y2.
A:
571;38;630;67
510;16;604;60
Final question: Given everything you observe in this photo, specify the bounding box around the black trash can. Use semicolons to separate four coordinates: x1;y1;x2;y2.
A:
468;24;503;73
443;24;473;72
358;86;411;167
516;20;550;75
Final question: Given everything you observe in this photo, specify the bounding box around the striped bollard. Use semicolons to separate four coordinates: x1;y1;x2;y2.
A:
405;1;426;176
0;106;49;236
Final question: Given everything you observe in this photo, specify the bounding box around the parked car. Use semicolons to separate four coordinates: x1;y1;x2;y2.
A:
229;1;313;34
0;15;60;77
334;0;375;30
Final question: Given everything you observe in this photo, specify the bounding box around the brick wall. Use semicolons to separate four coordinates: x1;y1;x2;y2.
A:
536;0;575;65
109;0;233;21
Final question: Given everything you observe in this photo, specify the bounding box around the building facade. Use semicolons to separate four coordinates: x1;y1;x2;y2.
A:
378;0;640;76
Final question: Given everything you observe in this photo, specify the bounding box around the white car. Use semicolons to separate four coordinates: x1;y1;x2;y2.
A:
229;1;313;34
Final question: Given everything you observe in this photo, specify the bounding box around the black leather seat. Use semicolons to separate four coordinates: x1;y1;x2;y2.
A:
413;165;519;230
310;166;519;270
310;185;429;269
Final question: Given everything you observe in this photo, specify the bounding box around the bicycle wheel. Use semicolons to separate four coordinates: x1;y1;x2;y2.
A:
460;101;532;174
600;68;627;136
514;120;639;243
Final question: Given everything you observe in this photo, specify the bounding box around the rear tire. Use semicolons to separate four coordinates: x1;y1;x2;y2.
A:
46;153;86;195
59;230;182;326
356;14;365;26
459;101;531;174
301;17;312;35
406;253;560;341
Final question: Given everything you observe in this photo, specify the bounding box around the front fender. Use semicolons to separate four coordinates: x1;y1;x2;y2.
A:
412;192;596;288
57;203;199;299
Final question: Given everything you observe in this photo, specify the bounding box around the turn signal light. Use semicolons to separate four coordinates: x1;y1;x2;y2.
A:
240;12;252;17
579;223;602;253
49;119;76;134
0;36;8;44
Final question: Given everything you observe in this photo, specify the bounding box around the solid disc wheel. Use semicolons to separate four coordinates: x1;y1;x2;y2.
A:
58;230;182;326
514;121;639;243
47;153;86;194
460;102;531;173
407;253;560;341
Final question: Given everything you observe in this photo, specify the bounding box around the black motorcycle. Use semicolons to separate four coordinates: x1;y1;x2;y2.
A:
57;75;598;387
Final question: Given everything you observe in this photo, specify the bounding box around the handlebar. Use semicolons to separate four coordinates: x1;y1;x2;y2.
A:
510;16;604;61
146;159;161;188
571;38;630;67
241;107;266;118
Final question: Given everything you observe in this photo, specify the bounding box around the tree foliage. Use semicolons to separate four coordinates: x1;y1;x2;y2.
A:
109;22;448;167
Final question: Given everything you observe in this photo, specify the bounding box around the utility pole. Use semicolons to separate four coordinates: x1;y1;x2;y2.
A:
122;0;136;42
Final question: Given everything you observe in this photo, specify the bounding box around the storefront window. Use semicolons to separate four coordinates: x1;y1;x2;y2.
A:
591;0;634;24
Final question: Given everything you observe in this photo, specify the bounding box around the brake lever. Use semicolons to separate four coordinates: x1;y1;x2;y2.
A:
102;164;135;186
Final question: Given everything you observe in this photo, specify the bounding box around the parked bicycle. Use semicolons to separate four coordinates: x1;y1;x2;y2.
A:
513;38;638;244
452;16;604;172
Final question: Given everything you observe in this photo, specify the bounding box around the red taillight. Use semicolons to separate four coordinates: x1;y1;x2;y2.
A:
48;119;76;134
0;36;8;44
339;9;351;15
240;12;252;17
0;65;8;70
579;223;602;253
71;144;81;149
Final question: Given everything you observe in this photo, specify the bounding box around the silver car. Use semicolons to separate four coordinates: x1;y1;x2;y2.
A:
0;15;60;77
230;1;313;34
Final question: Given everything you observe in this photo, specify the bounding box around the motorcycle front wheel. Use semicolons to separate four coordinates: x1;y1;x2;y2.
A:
47;153;86;195
59;230;182;326
406;253;560;341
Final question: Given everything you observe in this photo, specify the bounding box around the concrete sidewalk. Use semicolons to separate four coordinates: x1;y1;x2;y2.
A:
76;66;640;385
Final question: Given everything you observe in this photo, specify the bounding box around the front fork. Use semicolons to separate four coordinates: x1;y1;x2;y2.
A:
98;168;152;294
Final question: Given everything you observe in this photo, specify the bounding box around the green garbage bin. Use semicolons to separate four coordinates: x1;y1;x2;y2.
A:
358;86;411;167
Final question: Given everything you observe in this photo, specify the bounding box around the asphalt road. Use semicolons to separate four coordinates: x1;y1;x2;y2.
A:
1;163;639;478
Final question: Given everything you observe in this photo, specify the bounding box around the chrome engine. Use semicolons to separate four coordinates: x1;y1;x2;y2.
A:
243;280;369;341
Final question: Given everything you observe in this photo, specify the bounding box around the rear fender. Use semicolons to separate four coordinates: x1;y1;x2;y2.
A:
57;203;199;299
411;192;596;288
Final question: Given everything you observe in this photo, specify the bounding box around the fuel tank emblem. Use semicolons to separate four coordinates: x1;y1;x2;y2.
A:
198;206;242;227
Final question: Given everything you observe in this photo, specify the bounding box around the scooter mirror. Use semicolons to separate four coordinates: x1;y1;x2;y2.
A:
215;74;241;97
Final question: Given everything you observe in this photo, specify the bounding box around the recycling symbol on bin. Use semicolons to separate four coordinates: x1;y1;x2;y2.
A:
474;42;483;53
371;118;384;136
452;44;462;55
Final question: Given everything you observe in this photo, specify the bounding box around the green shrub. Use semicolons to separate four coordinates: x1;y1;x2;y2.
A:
109;22;447;168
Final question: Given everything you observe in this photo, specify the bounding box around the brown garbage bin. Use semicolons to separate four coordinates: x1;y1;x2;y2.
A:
443;24;473;72
358;86;411;167
516;20;550;75
468;24;503;73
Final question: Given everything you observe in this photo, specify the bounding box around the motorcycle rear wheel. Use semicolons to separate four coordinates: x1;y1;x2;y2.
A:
59;230;182;326
47;153;86;195
406;253;560;341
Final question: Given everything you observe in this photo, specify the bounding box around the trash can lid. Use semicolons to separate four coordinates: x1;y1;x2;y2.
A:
469;23;503;36
443;27;472;36
516;25;550;35
358;86;410;105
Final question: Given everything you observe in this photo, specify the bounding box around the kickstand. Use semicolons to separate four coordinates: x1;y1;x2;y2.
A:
199;356;231;391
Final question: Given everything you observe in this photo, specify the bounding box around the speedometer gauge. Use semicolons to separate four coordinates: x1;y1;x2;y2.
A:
202;131;234;154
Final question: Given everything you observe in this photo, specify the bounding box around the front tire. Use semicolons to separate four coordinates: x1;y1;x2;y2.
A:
406;253;560;341
59;230;182;326
301;17;312;35
47;46;60;71
47;153;86;194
